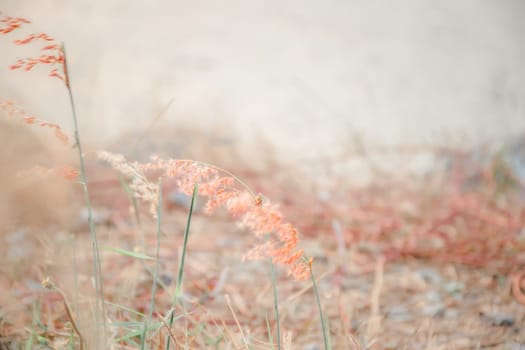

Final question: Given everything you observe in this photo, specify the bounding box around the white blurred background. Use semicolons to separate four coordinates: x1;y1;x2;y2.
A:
2;1;524;162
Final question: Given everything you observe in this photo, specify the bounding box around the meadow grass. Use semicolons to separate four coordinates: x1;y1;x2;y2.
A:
2;10;525;350
62;43;106;347
0;12;327;349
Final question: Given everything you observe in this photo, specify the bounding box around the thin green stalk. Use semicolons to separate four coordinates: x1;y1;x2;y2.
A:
119;176;169;291
25;301;40;350
166;184;198;350
141;180;163;350
270;262;281;350
309;261;331;350
62;43;106;345
72;234;79;318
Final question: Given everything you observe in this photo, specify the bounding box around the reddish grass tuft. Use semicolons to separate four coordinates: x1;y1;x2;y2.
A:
0;13;30;34
0;100;70;145
98;151;310;279
20;165;80;181
1;13;66;82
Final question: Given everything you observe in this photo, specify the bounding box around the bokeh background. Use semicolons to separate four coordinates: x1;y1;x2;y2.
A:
2;0;525;162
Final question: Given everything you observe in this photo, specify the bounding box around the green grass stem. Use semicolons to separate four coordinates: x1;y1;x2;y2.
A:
166;184;198;349
309;261;331;350
270;261;281;350
141;180;163;349
62;43;106;346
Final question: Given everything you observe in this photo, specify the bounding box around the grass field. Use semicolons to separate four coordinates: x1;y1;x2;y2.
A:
1;11;525;350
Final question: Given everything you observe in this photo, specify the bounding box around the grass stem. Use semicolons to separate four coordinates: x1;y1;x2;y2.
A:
166;184;198;349
61;43;106;346
309;261;331;350
270;261;281;350
141;180;163;349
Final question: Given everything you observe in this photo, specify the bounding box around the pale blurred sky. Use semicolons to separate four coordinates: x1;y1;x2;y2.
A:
2;1;524;161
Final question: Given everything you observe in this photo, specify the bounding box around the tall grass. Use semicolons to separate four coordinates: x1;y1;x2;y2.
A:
0;12;325;349
140;180;163;349
62;44;106;346
0;18;107;345
166;184;199;349
309;261;331;350
270;262;281;350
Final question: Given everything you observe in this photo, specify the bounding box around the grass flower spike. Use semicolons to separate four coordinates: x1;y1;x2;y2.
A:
97;151;161;217
99;151;310;279
0;13;30;34
0;13;66;82
0;100;70;144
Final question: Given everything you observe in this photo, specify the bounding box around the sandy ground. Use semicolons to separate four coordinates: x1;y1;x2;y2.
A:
2;1;525;163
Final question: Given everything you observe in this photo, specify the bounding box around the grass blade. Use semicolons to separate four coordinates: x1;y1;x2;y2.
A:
141;180;163;349
270;261;281;350
103;247;155;260
166;184;198;349
309;260;331;350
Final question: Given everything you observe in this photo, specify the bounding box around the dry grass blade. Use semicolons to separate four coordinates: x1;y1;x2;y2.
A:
41;278;85;350
225;294;250;349
364;258;384;344
159;316;180;349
